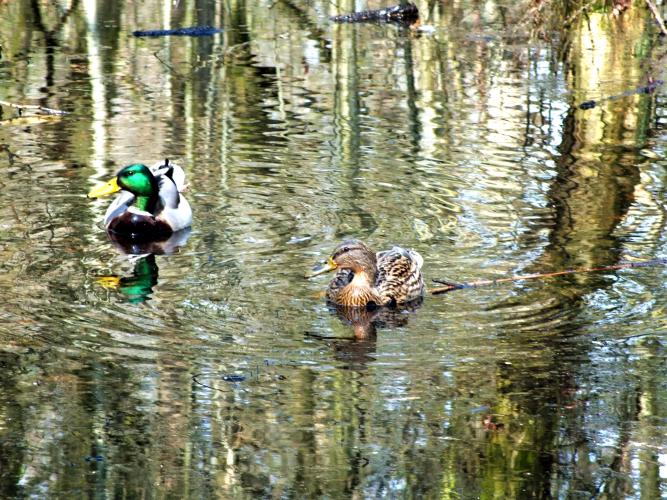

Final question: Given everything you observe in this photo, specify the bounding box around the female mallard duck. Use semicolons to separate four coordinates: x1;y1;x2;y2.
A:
88;160;192;240
308;240;425;307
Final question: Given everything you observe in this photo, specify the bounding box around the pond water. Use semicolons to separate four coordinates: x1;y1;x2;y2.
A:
0;0;666;497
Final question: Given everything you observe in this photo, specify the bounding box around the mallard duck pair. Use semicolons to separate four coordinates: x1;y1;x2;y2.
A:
89;162;424;308
88;160;192;240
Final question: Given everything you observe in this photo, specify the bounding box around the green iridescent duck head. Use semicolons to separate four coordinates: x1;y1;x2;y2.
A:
88;164;159;211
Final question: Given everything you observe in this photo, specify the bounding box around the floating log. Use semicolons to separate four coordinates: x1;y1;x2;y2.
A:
132;26;222;37
330;3;419;25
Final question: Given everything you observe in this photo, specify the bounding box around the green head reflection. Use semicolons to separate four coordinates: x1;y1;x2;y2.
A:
97;255;159;304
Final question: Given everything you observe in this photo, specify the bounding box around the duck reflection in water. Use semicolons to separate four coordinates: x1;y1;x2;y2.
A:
97;254;159;304
315;300;423;370
96;228;191;304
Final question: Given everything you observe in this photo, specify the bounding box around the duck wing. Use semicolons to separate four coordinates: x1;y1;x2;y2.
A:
156;173;181;209
375;246;425;304
154;172;193;232
150;160;187;192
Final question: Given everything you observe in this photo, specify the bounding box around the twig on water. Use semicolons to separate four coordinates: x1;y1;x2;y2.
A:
430;258;667;295
0;144;19;165
645;0;667;36
224;41;250;57
152;50;184;78
0;100;68;116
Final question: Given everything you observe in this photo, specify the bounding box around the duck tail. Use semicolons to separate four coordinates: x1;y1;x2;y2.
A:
409;249;424;270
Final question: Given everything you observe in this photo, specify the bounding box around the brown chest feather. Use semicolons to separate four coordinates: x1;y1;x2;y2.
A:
328;285;384;307
108;212;173;241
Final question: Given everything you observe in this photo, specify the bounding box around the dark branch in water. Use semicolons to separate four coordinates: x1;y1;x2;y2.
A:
274;0;332;61
152;50;184;78
578;79;664;110
430;258;667;295
132;26;222;37
0;144;19;165
330;3;419;25
0;99;68;116
645;0;667;36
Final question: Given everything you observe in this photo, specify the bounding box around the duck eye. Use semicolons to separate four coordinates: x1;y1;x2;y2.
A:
342;246;350;253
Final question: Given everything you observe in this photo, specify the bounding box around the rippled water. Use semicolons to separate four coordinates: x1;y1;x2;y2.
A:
0;0;666;497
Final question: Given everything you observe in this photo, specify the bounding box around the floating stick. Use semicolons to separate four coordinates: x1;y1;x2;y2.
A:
578;79;664;110
0;99;68;116
430;258;667;295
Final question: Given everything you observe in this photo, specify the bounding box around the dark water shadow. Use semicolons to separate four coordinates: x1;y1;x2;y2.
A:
107;227;192;256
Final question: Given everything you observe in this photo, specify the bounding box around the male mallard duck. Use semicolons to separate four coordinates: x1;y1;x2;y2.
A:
308;240;425;307
88;160;192;240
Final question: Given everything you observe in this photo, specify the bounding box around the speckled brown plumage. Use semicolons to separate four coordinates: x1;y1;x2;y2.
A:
321;240;425;307
375;247;425;304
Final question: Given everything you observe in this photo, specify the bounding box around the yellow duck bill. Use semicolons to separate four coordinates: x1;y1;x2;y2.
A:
88;177;120;198
95;275;122;289
305;258;337;278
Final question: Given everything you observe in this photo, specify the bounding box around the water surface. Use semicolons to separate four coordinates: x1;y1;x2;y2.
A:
0;0;666;497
